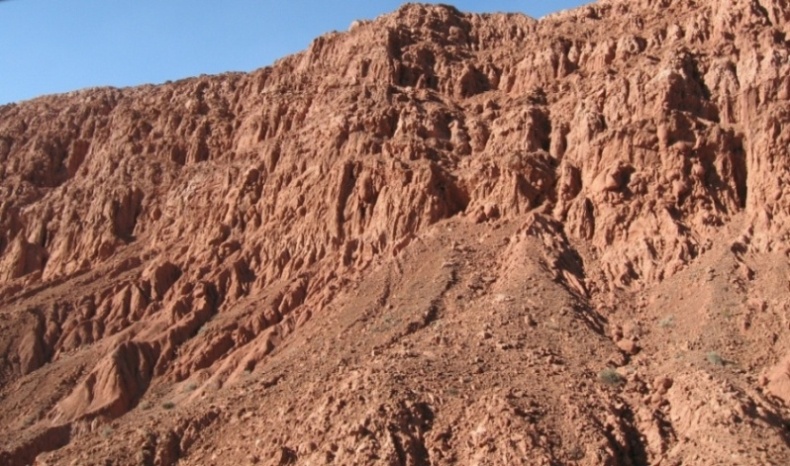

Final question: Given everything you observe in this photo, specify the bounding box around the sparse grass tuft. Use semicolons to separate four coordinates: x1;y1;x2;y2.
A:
598;368;625;387
184;382;199;392
659;316;675;328
707;351;725;367
161;401;176;410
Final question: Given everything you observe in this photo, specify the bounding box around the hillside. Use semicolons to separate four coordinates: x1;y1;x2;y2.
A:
2;1;790;464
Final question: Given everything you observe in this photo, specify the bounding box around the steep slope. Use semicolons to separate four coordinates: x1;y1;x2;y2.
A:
1;0;790;464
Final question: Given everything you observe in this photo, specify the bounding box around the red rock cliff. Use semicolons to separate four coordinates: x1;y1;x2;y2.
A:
2;1;790;465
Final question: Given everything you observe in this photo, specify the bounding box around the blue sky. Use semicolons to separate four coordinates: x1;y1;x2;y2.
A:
0;1;591;105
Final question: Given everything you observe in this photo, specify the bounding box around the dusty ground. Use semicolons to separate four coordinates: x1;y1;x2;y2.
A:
2;0;790;464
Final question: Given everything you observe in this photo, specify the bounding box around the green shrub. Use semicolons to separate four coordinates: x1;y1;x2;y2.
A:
598;368;625;387
659;316;675;328
707;352;725;366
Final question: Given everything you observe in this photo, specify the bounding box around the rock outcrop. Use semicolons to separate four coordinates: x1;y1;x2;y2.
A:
2;1;790;464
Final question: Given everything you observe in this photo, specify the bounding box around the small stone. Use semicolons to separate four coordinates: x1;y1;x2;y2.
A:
525;315;538;327
616;339;640;355
652;376;671;392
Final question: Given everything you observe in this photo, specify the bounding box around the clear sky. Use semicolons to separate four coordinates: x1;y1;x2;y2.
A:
0;1;592;105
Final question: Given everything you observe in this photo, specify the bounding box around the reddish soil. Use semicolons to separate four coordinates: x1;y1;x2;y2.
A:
2;1;790;464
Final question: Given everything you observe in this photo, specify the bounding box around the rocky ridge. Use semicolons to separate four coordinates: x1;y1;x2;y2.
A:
2;0;790;464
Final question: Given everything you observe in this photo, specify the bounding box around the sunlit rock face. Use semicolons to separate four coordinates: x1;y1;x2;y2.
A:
2;1;790;465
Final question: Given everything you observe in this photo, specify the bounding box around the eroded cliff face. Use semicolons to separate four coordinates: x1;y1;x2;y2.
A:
2;1;790;465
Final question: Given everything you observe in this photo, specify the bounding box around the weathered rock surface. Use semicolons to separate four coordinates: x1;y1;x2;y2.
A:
2;0;790;464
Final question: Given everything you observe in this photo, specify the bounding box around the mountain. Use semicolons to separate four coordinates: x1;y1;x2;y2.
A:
2;1;790;464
